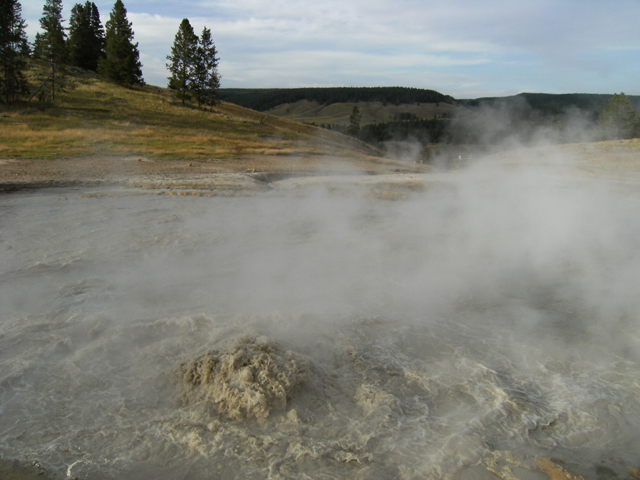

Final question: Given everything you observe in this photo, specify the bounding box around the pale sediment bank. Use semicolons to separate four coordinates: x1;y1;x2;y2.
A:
0;172;458;201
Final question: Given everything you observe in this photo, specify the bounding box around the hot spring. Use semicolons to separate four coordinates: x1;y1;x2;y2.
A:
1;161;640;480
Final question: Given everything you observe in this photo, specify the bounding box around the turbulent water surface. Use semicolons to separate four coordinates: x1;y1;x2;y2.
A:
2;164;640;479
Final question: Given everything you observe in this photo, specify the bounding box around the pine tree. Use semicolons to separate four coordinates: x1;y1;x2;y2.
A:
32;32;45;59
0;0;30;103
39;0;67;64
348;105;361;136
98;0;143;86
35;0;68;101
193;26;220;109
599;93;638;140
166;18;198;105
68;1;104;71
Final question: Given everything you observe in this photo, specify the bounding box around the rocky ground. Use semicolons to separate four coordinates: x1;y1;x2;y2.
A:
1;140;639;196
0;150;423;193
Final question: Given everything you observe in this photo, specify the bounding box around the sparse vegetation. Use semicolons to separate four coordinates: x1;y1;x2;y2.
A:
0;63;397;173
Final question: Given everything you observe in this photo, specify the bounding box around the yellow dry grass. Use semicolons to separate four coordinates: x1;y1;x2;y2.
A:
0;62;386;165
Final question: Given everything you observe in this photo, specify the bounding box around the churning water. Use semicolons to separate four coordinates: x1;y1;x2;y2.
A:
2;164;640;479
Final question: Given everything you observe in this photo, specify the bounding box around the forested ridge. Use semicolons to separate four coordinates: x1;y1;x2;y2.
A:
360;117;450;145
218;87;456;111
219;89;639;151
461;93;640;116
221;89;640;118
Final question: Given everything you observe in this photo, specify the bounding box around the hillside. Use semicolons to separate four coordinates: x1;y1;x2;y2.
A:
218;87;456;112
221;88;640;121
3;67;640;192
0;65;424;190
219;87;460;126
220;89;640;142
265;99;458;126
460;92;640;115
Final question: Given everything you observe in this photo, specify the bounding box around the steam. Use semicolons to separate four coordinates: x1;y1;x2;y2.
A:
1;137;640;478
446;96;602;148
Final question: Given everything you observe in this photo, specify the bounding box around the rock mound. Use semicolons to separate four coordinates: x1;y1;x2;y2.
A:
179;335;309;421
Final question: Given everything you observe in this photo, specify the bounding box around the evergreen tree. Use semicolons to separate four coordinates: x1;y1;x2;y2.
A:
32;32;45;58
38;0;67;64
599;93;638;140
0;0;29;103
166;18;197;105
192;26;220;109
68;1;104;71
98;0;143;86
18;35;30;56
347;105;361;136
35;0;68;101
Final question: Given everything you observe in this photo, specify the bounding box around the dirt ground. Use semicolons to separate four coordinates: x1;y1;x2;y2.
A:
1;140;639;195
0;151;424;191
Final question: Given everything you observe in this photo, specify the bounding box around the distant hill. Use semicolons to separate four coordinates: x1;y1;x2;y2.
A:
221;88;640;119
263;99;459;127
219;87;456;112
220;89;640;130
217;87;639;152
460;93;640;115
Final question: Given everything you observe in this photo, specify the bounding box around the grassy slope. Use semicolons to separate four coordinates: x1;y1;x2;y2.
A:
266;99;459;126
0;64;415;174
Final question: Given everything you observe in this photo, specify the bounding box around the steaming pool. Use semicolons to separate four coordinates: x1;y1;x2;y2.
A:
2;168;640;479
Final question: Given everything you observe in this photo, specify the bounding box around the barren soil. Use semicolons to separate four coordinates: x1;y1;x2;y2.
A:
1;139;639;195
0;151;428;193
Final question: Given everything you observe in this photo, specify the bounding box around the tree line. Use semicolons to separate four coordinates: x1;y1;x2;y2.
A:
219;87;456;112
322;94;637;149
317;111;450;145
1;0;220;107
360;117;450;145
1;0;143;103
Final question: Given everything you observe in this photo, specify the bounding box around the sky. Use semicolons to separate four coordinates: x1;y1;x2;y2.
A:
21;0;640;99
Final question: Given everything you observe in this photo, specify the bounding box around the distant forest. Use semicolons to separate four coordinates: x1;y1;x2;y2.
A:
324;116;451;145
218;87;456;111
219;88;639;153
461;93;640;116
450;92;640;146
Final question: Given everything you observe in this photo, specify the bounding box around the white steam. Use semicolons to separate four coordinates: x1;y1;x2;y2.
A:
1;144;640;478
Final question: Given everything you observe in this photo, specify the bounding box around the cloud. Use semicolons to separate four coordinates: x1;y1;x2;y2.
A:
22;0;640;96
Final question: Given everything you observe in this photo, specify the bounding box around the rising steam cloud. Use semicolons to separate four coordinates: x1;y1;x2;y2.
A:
1;132;640;479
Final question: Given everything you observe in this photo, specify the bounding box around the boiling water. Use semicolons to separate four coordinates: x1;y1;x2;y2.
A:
1;167;640;479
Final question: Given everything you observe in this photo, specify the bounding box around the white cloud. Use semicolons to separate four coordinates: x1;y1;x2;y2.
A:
21;0;640;96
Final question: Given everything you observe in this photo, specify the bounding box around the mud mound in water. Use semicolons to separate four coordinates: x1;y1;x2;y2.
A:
179;335;309;421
